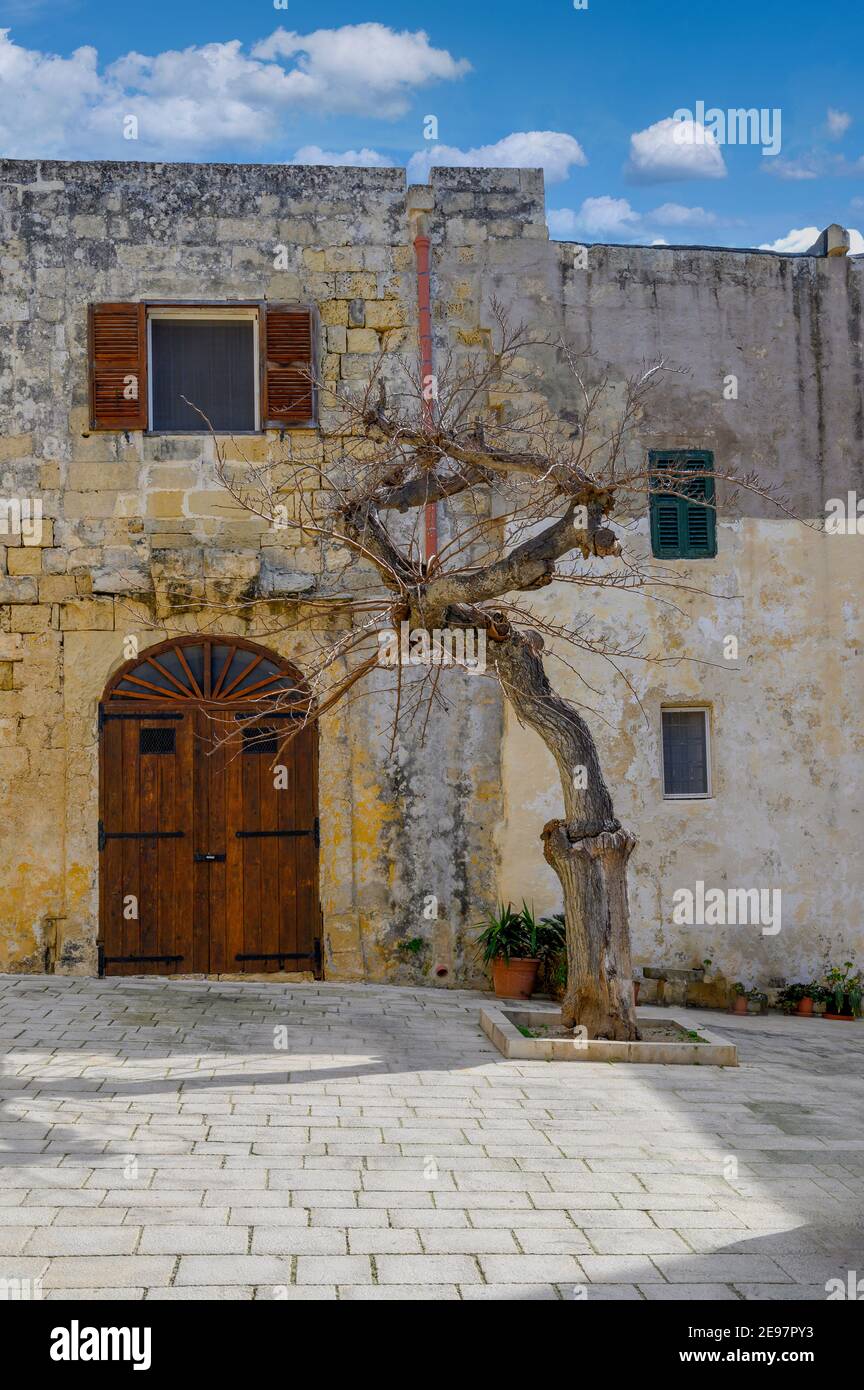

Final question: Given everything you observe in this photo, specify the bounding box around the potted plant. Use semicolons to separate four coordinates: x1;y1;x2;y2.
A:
777;982;817;1017
731;982;748;1015
747;987;768;1014
821;962;863;1021
476;903;538;999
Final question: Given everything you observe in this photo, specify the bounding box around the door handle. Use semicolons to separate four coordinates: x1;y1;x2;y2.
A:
194;852;226;862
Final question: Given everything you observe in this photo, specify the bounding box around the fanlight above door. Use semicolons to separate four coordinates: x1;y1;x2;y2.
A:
106;637;304;705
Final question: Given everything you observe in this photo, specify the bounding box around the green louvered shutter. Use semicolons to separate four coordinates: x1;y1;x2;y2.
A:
649;451;716;558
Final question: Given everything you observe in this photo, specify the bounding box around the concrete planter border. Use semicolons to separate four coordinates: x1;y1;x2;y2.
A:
480;1002;738;1066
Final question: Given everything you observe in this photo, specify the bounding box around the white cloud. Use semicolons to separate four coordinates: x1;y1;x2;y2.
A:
547;196;717;240
763;156;821;180
760;225;864;254
625;116;727;183
568;195;638;236
292;145;393;167
827;108;852;139
408;131;586;184
758;227;819;252
0;25;470;158
649;202;717;227
250;24;471;119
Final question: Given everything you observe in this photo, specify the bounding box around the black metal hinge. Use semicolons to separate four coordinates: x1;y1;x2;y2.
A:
99;823;184;852
99;706;184;732
233;711;307;721
101;954;184;966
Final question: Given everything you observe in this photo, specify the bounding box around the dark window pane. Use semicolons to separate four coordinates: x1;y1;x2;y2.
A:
134;660;176;693
242;725;278;755
151;320;255;431
662;711;708;795
139;726;176;755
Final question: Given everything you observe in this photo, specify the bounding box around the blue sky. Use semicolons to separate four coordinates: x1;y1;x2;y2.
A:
1;0;862;250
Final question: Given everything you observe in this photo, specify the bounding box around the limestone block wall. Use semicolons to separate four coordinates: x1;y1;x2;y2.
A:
1;156;861;993
0;159;507;981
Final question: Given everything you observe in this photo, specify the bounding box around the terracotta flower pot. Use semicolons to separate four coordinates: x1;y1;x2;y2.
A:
796;996;814;1017
491;957;539;999
732;995;748;1015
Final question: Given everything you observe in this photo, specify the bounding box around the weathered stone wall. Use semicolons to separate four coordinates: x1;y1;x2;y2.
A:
1;157;861;993
0;159;504;982
424;179;864;992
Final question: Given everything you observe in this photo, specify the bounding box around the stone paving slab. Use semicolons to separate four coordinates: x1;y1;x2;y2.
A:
1;976;862;1300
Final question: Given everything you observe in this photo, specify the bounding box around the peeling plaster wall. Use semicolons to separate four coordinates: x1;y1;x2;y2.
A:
418;175;864;991
1;158;861;992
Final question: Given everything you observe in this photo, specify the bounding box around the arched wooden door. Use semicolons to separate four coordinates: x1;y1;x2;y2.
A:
98;636;320;976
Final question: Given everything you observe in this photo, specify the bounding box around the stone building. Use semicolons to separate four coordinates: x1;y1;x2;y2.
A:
0;157;861;995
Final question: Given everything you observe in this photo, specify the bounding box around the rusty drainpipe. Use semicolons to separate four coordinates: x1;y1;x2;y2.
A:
413;228;438;561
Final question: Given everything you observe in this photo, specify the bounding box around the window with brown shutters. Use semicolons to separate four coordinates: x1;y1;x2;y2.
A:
88;302;316;433
88;303;148;431
262;306;316;428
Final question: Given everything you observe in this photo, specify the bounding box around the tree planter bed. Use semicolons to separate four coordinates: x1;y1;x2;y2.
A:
480;1003;738;1065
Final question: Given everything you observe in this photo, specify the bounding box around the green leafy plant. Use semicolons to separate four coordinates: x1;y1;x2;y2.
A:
396;936;427;957
732;981;747;997
476;904;569;976
777;981;818;1011
746;987;768;1005
475;903;531;965
536;912;568;995
821;962;863;1016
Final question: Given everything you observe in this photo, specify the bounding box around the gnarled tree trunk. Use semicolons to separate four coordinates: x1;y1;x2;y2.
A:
489;620;638;1040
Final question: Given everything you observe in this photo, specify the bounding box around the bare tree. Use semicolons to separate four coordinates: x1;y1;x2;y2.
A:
201;307;789;1039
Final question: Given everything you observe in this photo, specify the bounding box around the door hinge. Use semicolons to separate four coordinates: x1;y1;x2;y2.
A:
102;954;184;966
101;829;185;842
314;816;320;849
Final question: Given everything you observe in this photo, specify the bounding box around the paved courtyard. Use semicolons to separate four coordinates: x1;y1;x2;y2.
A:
1;976;862;1301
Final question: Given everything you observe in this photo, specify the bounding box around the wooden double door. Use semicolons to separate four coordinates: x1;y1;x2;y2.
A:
97;639;319;976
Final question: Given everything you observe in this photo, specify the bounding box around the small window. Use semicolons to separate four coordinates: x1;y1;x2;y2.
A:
139;726;176;755
661;708;711;797
89;302;315;433
242;726;278;755
149;310;258;432
649;451;717;558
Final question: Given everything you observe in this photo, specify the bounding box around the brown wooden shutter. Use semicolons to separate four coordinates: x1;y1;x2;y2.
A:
88;303;148;431
262;306;315;427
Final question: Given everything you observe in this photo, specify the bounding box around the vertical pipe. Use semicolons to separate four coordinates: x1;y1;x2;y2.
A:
414;232;438;561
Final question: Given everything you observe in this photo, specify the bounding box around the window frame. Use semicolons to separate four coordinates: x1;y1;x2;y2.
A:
648;449;717;559
660;704;713;800
146;304;262;436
